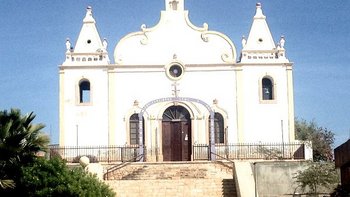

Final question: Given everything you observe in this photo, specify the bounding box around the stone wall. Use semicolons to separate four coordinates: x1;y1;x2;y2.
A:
254;161;308;196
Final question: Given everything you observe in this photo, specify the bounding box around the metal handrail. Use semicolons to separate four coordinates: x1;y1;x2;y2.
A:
211;152;235;178
211;151;235;164
211;151;239;196
104;153;144;180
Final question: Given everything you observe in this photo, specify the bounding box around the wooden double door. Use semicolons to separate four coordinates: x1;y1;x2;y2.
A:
162;106;191;161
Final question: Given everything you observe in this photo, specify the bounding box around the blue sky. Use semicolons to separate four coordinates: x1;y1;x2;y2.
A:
0;0;349;147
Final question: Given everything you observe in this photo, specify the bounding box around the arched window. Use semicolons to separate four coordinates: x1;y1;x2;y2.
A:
209;113;225;144
79;80;90;103
129;114;145;145
262;77;273;100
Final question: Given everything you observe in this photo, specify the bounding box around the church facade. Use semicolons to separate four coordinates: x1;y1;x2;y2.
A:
59;0;295;161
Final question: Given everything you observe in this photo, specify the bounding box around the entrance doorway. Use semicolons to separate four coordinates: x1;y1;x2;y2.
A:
162;106;191;161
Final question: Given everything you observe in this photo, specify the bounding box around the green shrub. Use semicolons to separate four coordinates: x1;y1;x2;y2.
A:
294;162;339;195
15;157;115;197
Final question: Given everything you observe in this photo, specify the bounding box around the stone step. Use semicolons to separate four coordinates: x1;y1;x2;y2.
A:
106;178;237;197
106;162;234;180
105;162;237;196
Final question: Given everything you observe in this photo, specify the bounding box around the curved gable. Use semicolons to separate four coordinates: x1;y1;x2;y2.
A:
114;5;236;65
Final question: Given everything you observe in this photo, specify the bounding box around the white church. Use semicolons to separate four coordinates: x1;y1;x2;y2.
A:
59;0;298;162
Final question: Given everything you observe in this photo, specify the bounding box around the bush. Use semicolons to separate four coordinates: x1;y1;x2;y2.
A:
294;162;339;195
14;157;115;197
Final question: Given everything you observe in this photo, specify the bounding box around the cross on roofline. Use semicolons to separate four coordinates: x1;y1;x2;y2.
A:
171;0;179;10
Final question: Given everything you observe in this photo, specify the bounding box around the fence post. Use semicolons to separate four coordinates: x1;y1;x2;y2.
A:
138;145;144;162
121;147;124;162
193;144;196;161
138;113;144;162
205;144;211;161
107;146;110;163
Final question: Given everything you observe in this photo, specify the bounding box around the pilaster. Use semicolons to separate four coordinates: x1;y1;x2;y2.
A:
108;68;117;145
286;65;295;142
59;69;65;146
235;66;244;143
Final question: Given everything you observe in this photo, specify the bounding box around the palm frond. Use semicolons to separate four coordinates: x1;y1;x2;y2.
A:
0;179;15;189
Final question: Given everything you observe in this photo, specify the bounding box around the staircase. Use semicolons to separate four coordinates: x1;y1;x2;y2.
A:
105;161;237;197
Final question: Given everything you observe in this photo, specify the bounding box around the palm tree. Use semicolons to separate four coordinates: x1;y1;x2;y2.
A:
0;109;49;190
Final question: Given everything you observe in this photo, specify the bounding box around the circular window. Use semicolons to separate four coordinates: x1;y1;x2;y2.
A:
166;62;185;81
169;64;182;78
87;39;91;44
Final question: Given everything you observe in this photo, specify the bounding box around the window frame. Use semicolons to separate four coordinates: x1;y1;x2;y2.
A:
129;113;145;145
208;112;225;144
77;79;92;105
259;76;277;104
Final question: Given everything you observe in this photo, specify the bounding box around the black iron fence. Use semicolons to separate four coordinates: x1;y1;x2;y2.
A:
48;145;142;163
193;142;305;161
49;142;305;163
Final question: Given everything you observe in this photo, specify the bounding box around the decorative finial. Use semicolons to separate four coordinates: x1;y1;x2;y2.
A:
66;38;71;52
133;100;139;106
103;38;108;50
242;36;247;48
254;2;265;19
173;54;177;60
170;0;179;11
141;24;147;32
203;23;209;31
213;99;218;105
166;0;184;11
279;35;285;48
83;6;95;23
87;6;92;15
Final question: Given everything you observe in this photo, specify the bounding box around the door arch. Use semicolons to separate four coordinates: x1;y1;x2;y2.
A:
138;97;216;161
162;105;191;161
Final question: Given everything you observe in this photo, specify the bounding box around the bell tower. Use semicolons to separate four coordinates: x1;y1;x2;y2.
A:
236;3;295;143
59;6;109;146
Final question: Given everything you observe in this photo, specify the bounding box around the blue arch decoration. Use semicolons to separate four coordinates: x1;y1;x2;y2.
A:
138;97;215;161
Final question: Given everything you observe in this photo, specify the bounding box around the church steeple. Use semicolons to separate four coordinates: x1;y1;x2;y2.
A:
74;6;105;53
243;3;275;51
240;3;287;63
64;6;109;65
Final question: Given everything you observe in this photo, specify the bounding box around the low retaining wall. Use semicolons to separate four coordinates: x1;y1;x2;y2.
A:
254;161;308;196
